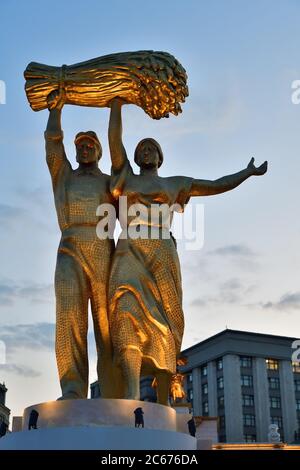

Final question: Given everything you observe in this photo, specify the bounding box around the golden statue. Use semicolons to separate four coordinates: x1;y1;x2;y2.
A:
152;370;186;404
170;357;188;404
44;89;116;399
25;51;267;405
108;98;267;406
152;357;187;403
25;50;188;402
170;373;186;403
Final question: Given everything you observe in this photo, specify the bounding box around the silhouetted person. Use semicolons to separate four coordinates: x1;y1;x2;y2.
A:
28;409;39;430
134;407;144;428
0;421;8;437
187;418;196;437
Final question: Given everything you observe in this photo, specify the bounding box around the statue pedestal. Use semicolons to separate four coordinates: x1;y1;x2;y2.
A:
0;399;197;450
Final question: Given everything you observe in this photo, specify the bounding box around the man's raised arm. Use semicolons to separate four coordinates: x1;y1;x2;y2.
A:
45;90;70;187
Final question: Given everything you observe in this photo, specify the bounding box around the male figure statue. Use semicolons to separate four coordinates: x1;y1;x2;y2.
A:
45;89;116;399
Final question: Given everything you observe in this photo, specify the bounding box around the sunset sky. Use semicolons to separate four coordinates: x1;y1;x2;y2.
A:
0;0;300;420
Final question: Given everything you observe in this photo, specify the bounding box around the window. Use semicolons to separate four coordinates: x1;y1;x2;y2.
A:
241;375;253;387
270;397;281;409
202;383;208;395
266;359;279;370
270;416;283;429
188;373;193;383
216;358;223;370
188;389;193;401
243;414;255;427
242;395;254;407
217;377;224;390
219;415;225;429
269;377;280;390
244;434;256;443
203;401;209;414
201;365;208;377
295;380;300;392
292;362;300;373
296;399;300;411
240;356;252;368
218;396;224;408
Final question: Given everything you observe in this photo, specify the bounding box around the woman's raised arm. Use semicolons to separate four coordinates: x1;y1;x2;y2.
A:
108;98;128;172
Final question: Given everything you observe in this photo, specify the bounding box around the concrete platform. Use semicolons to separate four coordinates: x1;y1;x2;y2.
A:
0;399;197;450
0;425;197;450
22;399;177;431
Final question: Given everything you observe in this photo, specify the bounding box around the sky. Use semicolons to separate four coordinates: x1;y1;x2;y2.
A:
0;0;300;421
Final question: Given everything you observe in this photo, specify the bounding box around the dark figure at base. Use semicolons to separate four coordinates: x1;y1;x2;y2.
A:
28;409;39;430
0;421;8;437
134;407;144;428
187;418;196;437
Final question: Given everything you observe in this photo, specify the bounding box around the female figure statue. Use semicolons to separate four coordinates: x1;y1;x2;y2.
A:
108;98;267;405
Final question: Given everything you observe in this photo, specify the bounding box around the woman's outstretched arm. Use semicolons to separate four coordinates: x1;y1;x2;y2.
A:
189;158;268;196
108;98;128;171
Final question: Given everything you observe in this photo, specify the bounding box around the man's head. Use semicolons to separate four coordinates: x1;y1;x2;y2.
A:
75;131;102;165
134;138;163;170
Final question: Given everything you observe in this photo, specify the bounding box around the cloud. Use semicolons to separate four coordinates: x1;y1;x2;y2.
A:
0;284;18;306
0;281;54;306
0;193;57;236
190;297;208;308
262;292;300;311
209;244;256;258
206;244;259;272
18;285;54;304
0;204;25;223
0;322;97;357
218;278;243;304
0;364;41;378
117;81;242;147
190;277;256;308
221;278;242;290
0;322;55;352
15;185;52;209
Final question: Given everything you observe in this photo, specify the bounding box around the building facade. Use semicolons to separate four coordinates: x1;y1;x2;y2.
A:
90;376;157;401
0;383;10;429
181;329;300;444
90;329;300;444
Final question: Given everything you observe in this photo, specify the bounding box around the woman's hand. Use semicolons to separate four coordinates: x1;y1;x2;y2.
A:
108;96;128;108
247;157;268;176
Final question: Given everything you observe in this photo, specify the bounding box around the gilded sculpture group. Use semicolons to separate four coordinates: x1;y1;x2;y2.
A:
39;57;267;406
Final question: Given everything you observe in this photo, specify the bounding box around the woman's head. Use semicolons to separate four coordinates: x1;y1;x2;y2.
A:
134;138;163;169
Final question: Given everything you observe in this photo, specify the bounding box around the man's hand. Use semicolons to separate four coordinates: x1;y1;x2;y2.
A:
247;157;268;176
47;88;66;111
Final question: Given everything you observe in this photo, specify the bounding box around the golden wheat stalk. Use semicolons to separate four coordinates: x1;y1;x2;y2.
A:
24;50;188;120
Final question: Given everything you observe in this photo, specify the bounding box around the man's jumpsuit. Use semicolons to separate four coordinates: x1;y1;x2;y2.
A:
45;129;116;399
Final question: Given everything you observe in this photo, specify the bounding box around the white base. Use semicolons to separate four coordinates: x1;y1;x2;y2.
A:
0;426;197;450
